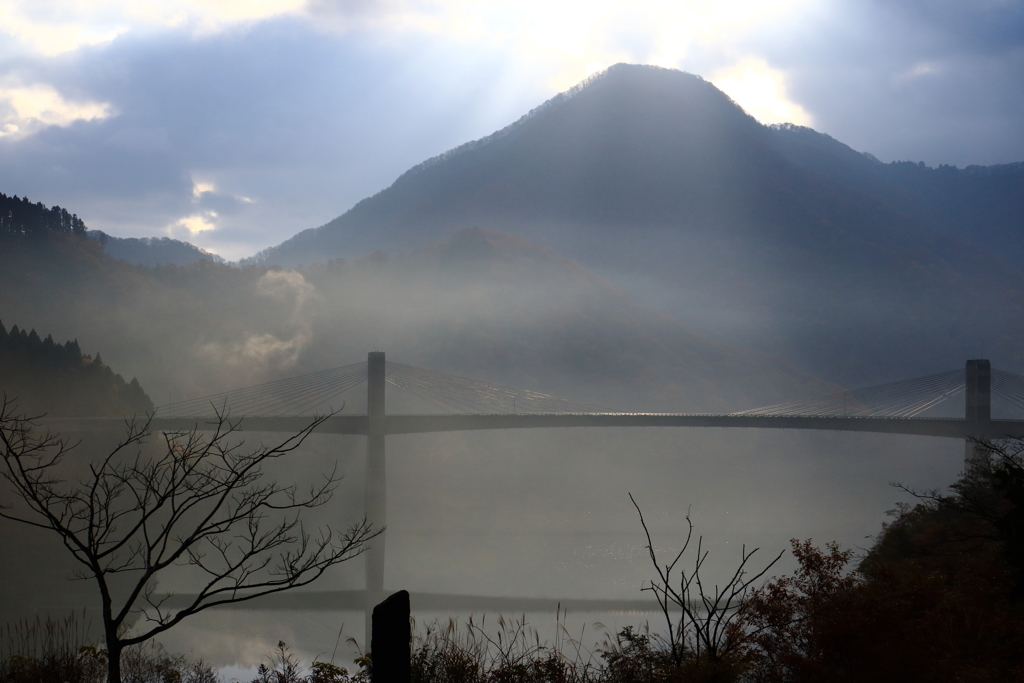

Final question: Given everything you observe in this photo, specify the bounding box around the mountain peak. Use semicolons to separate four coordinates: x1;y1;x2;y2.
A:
247;64;772;268
395;63;754;186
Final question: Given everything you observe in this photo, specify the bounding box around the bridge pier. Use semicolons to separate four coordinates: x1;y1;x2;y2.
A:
965;359;991;463
365;351;387;641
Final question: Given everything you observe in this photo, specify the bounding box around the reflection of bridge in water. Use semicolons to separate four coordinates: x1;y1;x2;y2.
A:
47;355;1024;625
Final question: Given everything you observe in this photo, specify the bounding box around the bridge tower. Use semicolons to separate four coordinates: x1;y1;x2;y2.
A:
965;359;991;462
365;351;387;638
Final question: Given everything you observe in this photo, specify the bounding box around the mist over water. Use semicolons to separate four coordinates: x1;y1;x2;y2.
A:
0;423;965;662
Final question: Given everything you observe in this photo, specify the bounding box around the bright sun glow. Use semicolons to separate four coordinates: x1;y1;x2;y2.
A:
713;59;812;126
2;1;813;83
373;0;810;91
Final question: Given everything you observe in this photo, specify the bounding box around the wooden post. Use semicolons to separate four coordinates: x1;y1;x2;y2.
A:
371;590;411;683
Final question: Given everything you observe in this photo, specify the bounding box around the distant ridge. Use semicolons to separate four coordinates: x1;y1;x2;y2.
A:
89;230;225;266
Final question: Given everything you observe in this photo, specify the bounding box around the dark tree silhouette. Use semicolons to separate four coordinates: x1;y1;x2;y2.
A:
0;193;86;239
0;401;377;683
0;319;152;416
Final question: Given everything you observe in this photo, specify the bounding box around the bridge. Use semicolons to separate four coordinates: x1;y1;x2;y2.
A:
44;356;1024;630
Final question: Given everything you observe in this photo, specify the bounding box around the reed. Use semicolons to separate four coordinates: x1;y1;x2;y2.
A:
0;611;217;683
0;610;104;683
409;608;624;683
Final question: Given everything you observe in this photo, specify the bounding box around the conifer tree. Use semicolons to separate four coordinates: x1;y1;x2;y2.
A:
0;320;154;416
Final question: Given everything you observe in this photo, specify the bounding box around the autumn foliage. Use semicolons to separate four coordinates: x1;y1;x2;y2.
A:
738;441;1024;682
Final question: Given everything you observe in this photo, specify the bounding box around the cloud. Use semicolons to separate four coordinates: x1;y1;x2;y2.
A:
169;212;217;236
753;0;1024;165
0;0;306;56
192;181;215;196
163;180;257;240
0;2;128;57
0;82;113;137
306;0;816;93
192;179;252;214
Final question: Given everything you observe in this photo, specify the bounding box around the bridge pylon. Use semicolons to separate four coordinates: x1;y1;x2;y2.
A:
965;359;991;463
365;351;387;640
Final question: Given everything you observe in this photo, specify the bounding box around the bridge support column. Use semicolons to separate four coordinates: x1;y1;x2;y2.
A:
965;359;991;464
365;351;387;643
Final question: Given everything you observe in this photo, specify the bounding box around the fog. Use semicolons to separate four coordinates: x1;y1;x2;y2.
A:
0;418;965;670
0;204;1005;676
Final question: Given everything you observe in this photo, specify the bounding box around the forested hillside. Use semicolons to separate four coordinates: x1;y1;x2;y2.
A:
766;123;1024;264
0;320;153;417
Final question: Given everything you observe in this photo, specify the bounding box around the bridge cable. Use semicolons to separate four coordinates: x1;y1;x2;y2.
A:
731;369;964;418
159;361;367;417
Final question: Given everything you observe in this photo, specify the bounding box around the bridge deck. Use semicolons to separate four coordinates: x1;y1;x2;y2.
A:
41;413;1024;439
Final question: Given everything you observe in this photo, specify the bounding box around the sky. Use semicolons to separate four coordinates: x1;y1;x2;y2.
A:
0;0;1022;260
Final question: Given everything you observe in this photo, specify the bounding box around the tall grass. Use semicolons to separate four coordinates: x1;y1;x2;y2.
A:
407;609;708;683
1;610;738;683
0;610;104;683
0;611;218;683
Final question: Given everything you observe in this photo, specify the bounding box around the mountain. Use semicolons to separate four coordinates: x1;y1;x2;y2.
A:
246;64;780;262
245;64;1024;386
89;230;225;266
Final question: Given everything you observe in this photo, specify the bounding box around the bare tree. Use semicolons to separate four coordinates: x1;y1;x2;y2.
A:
0;398;378;683
630;493;783;669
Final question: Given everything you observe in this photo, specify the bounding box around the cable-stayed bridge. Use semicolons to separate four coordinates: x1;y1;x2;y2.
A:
42;355;1024;626
60;356;1024;439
